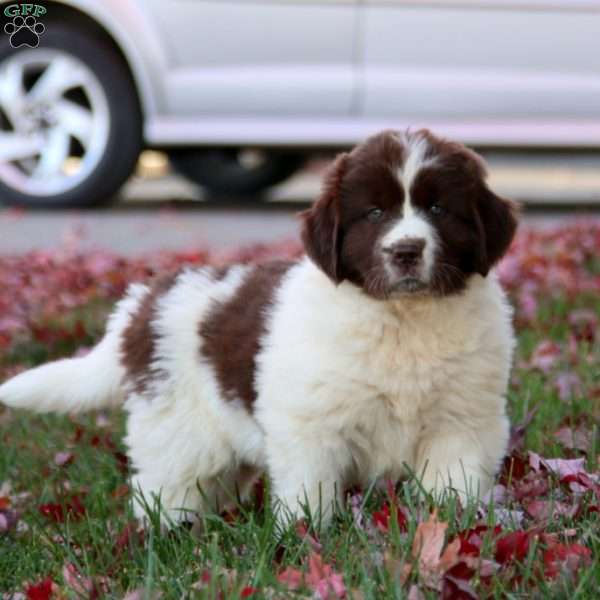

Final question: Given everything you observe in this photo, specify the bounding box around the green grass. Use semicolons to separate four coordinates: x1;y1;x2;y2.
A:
1;294;599;598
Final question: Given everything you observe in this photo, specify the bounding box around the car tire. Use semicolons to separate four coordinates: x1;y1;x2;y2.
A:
0;23;142;208
170;148;305;198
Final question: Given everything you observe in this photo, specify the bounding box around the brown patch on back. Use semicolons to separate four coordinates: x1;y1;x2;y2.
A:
121;272;179;393
200;261;293;411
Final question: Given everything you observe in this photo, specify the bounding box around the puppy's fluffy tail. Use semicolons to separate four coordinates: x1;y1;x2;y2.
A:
0;284;147;414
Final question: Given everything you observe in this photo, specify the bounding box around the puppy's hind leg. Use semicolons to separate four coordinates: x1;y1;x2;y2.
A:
126;401;261;530
130;466;205;530
124;395;237;530
131;462;260;531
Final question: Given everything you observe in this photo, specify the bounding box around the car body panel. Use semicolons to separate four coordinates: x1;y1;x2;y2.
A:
43;0;600;147
363;0;600;119
143;0;358;116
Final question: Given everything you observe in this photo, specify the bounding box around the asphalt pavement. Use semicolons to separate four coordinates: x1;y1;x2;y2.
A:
1;151;599;256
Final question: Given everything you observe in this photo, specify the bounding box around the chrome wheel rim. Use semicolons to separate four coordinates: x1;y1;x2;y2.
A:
0;49;110;197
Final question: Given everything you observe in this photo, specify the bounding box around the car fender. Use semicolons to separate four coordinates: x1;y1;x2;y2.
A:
51;0;168;121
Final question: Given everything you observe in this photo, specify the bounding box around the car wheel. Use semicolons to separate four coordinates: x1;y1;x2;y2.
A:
170;148;305;198
0;24;142;207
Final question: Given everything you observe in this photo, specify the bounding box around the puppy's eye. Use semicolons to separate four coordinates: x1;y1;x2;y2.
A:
366;207;384;223
429;204;445;216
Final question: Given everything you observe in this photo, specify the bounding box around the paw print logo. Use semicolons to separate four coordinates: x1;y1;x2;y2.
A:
4;15;45;49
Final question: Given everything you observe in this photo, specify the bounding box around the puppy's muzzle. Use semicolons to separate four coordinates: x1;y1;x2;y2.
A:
383;238;426;274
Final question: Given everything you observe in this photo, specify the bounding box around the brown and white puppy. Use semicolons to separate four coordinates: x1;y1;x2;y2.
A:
0;130;518;527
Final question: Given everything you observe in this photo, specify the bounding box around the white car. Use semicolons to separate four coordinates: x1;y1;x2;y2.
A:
1;0;599;207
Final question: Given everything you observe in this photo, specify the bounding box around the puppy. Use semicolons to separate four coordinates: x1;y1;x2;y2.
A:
0;129;517;528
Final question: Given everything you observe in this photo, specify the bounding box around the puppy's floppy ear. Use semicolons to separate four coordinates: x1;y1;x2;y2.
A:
475;185;519;276
300;152;348;282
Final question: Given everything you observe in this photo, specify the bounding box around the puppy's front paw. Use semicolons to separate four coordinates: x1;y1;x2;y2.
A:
417;462;491;505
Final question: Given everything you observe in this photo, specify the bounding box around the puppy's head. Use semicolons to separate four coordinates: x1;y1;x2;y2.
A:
301;129;518;299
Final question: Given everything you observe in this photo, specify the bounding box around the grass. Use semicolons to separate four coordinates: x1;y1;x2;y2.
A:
1;291;599;598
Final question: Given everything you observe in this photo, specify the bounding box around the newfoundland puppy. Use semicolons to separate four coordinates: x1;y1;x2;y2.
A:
0;129;518;528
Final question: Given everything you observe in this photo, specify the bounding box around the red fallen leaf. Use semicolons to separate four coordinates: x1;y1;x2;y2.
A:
525;499;578;521
554;425;592;453
0;331;11;348
445;561;474;582
278;566;303;591
457;525;502;556
66;494;86;519
412;510;448;570
296;520;322;552
0;496;10;510
512;472;550;501
72;426;86;443
25;578;55;600
568;308;598;343
373;503;391;532
576;503;599;518
112;483;130;499
446;526;502;581
113;451;129;474
561;472;600;495
543;543;591;579
516;292;538;323
0;508;20;534
73;320;87;340
240;587;258;598
39;503;63;522
102;433;117;450
529;453;586;479
306;553;346;599
441;575;478;600
407;585;425;600
373;502;408;533
494;531;530;564
279;554;346;599
114;521;145;555
412;511;461;589
53;451;74;467
221;507;241;523
63;563;98;599
90;432;117;450
529;340;561;373
500;453;529;484
446;556;499;583
39;494;86;523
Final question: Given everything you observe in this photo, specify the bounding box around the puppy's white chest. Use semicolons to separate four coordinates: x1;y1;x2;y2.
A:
345;314;459;415
345;392;420;481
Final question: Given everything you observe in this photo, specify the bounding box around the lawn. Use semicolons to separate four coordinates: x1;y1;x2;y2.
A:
0;225;599;599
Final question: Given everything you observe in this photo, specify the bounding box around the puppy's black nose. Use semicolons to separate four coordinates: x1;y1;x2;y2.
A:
385;238;426;267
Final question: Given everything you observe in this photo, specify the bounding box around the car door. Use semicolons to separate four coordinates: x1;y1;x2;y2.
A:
144;0;359;117
361;0;600;123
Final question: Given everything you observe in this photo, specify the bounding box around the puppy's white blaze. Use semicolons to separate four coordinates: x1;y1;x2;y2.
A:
400;133;434;191
381;135;439;280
